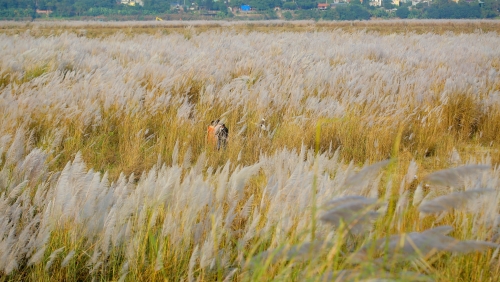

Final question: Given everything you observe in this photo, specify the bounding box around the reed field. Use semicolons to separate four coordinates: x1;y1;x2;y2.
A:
1;20;500;281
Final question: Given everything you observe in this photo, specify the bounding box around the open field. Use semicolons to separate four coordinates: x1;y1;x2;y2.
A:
2;19;500;37
1;20;500;281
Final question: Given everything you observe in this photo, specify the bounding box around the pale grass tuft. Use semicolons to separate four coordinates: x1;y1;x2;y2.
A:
28;246;46;266
423;165;491;188
449;147;462;165
342;160;390;194
61;250;75;268
405;160;418;184
320;196;380;234
223;268;238;282
118;261;129;282
154;241;164;271
45;247;65;271
412;184;425;207
419;189;494;215
353;225;499;263
188;245;199;282
5;128;25;167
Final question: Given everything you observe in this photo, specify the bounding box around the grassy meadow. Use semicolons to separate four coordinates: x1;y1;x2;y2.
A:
1;20;500;281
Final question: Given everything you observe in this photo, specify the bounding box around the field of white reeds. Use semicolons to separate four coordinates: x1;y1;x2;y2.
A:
1;21;500;281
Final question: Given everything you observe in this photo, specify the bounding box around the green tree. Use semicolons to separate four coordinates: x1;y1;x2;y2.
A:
249;0;272;10
370;7;390;17
205;0;214;10
336;3;370;19
481;0;500;18
295;8;320;19
296;0;316;9
322;7;339;19
283;9;292;18
408;7;424;18
283;1;297;9
213;1;228;11
144;0;170;12
382;0;395;9
264;8;277;18
229;0;244;6
395;5;409;17
0;0;35;9
423;0;482;18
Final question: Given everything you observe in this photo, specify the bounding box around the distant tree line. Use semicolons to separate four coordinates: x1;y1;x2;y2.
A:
283;0;498;21
0;0;171;18
0;0;498;20
404;0;500;19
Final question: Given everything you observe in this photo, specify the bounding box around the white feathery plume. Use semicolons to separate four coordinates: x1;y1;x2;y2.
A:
188;245;199;282
237;124;247;136
90;244;101;266
18;216;41;254
61;250;76;268
253;240;326;264
354;225;498;262
239;211;261;248
118;261;129;282
5;128;25;167
172;140;179;166
223;204;236;232
395;191;409;224
423;165;490;188
5;251;18;274
101;208;117;255
200;239;214;269
0;168;9;192
155;241;164;271
412;184;424;207
342;159;390;194
405;160;418;183
320;196;379;234
367;172;383;199
15;148;48;183
26;130;36;151
229;163;261;203
183;147;192;168
8;180;28;200
223;268;238;282
45;247;65;271
490;247;500;265
419;189;494;215
398;178;406;197
28;246;46;266
322;195;370;209
0;134;12;156
239;194;254;219
449;147;462;165
216;161;231;203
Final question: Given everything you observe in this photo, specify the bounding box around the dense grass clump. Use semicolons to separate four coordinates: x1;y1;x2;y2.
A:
0;21;500;281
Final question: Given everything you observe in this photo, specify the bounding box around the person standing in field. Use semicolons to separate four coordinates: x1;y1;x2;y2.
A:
216;123;229;150
207;119;219;146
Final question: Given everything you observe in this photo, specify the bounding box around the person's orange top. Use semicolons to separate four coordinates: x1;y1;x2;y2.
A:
207;125;216;145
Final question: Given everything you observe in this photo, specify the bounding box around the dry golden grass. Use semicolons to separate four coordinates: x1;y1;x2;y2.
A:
1;19;500;38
